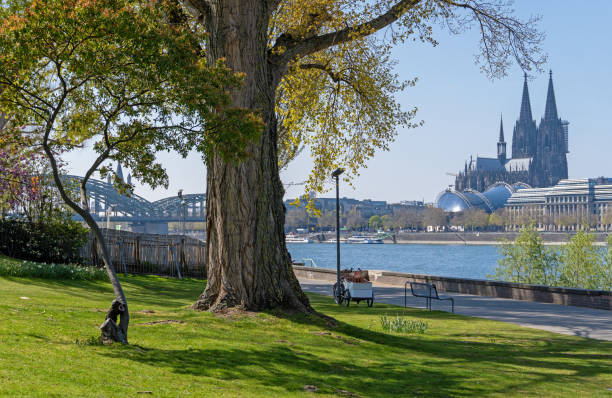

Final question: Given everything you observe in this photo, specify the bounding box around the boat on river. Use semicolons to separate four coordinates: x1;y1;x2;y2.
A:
286;234;314;243
346;234;384;244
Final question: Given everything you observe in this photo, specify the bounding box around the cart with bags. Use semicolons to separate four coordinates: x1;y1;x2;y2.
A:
333;268;374;307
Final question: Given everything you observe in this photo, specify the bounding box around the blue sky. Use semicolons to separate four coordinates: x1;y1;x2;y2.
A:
64;1;612;203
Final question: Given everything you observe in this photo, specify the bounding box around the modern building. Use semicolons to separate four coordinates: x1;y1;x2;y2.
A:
436;182;529;213
455;72;569;192
505;178;612;231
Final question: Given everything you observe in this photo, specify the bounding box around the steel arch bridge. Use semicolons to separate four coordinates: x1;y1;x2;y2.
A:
66;175;206;223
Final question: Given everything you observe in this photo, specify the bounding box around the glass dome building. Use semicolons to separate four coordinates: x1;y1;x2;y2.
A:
435;182;529;213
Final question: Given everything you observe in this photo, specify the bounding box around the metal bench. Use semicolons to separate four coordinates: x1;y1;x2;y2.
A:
404;282;454;313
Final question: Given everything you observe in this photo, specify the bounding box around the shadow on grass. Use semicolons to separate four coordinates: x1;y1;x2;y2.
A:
100;300;612;397
1;275;205;309
102;343;465;396
284;295;612;394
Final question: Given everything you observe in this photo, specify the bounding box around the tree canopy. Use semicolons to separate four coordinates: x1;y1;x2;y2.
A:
0;0;262;340
257;0;546;194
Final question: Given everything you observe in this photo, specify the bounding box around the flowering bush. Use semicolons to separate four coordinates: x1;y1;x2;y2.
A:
379;315;429;334
0;148;41;214
0;256;106;281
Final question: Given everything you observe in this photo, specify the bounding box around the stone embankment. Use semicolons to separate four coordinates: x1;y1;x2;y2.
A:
313;231;610;245
293;265;612;311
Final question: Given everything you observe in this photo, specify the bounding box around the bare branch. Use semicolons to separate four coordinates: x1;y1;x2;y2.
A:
443;0;546;76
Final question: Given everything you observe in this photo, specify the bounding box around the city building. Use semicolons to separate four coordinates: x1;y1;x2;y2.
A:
455;72;569;192
505;178;612;231
284;197;426;220
436;182;529;214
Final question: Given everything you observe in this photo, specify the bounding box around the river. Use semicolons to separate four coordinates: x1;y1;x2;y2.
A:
287;243;502;280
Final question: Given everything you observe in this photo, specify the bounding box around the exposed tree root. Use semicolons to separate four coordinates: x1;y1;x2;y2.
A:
100;299;128;344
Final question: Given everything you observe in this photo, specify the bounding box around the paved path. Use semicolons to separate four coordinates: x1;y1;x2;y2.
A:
299;279;612;341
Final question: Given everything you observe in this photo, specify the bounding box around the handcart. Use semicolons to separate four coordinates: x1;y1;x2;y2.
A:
333;268;374;307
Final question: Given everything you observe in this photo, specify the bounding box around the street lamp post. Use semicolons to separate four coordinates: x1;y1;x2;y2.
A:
331;168;344;304
177;189;184;235
181;200;186;236
106;205;115;230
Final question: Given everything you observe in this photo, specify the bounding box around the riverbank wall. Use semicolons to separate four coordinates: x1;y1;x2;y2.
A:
293;265;611;310
315;232;610;245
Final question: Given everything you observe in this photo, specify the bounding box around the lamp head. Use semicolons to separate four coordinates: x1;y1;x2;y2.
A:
332;168;344;178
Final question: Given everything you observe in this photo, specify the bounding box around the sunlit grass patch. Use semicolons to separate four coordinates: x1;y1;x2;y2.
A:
0;272;610;397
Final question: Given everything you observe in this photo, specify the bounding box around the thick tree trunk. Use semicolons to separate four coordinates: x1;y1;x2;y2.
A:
193;1;311;312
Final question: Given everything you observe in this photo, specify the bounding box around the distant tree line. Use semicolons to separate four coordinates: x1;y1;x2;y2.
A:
286;203;612;233
285;205;513;233
286;206;439;232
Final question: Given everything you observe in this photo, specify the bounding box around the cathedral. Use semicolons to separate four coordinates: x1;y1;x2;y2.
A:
455;72;569;192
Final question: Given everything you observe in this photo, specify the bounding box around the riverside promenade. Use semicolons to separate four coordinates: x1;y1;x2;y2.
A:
299;279;612;341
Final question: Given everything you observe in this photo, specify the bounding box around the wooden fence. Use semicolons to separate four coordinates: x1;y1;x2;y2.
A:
82;229;206;278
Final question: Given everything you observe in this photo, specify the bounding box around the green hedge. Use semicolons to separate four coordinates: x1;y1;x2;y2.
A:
0;218;88;264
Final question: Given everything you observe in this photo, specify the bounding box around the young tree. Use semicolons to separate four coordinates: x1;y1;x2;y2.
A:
491;223;559;286
601;210;612;232
405;208;425;231
423;207;447;229
488;209;506;231
345;209;366;230
601;236;612;291
0;0;258;342
285;207;309;229
181;0;545;312
450;211;465;229
558;229;606;290
380;214;394;231
316;210;336;230
465;209;489;231
368;215;383;231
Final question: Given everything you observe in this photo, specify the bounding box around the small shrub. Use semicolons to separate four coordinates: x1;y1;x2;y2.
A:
0;256;107;281
380;315;429;334
0;218;88;264
75;336;104;346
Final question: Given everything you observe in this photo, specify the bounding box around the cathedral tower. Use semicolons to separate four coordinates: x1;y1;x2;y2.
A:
497;115;506;164
535;71;568;186
512;73;537;159
454;73;569;193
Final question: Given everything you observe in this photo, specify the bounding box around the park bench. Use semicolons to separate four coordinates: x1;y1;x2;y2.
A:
404;282;454;313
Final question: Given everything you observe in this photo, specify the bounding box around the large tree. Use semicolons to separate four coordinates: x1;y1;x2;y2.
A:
180;0;545;312
0;0;258;342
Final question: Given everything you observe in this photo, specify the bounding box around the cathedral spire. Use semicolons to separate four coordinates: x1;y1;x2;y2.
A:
116;163;124;182
519;72;533;122
544;70;558;121
497;114;506;164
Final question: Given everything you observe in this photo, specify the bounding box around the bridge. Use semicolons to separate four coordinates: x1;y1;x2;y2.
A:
67;165;206;234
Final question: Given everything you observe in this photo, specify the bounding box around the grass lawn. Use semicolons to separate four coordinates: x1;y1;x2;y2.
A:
0;266;611;396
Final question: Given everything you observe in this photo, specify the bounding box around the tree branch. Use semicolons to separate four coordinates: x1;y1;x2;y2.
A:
181;0;213;22
298;63;366;97
270;0;421;64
